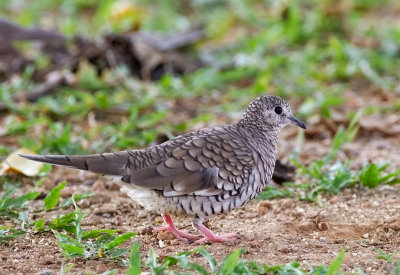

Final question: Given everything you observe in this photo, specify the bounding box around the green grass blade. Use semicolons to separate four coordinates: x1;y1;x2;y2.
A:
198;247;218;274
60;192;94;208
1;191;40;210
220;248;245;274
394;261;400;275
126;241;141;275
82;229;118;239
104;232;136;251
44;181;66;210
32;219;45;232
326;249;345;275
359;164;378;188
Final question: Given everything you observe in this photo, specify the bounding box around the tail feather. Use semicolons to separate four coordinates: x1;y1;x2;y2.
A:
19;152;128;176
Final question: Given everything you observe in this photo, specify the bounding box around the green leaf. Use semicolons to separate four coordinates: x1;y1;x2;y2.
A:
257;186;293;200
32;219;45;232
197;247;217;274
59;243;85;258
127;241;141;275
49;212;76;233
104;232;136;251
60;263;74;275
360;164;379;188
220;248;245;274
0;191;40;210
72;199;84;242
148;248;164;275
44;181;66;210
53;230;85;258
172;254;208;275
375;248;400;263
0;227;26;244
60;192;94;208
106;248;129;258
326;249;345;275
395;260;400;275
82;229;118;239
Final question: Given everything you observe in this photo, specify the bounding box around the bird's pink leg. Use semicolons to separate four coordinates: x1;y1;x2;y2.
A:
192;219;239;244
152;214;200;241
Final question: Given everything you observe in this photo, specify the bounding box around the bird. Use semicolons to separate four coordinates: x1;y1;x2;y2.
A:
20;95;306;244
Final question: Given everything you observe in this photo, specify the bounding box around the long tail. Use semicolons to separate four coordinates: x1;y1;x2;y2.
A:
19;152;128;176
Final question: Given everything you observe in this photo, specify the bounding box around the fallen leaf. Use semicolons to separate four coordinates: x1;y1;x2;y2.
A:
0;148;43;177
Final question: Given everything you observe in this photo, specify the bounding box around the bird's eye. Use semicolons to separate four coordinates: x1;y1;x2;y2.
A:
274;106;282;114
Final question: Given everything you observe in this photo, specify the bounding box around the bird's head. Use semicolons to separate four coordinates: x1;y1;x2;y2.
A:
241;95;306;130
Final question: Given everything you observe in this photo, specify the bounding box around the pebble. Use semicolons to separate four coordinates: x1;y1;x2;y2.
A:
159;240;166;248
387;220;400;231
257;201;273;215
43;256;55;265
107;182;121;191
157;231;174;241
94;204;117;215
37;270;54;275
280;199;294;209
137;210;148;219
170;239;179;246
96;263;107;273
60;186;75;198
278;247;291;253
317;222;329;231
92;180;106;190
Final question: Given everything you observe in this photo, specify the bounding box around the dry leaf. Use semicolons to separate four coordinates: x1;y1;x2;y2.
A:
0;148;43;177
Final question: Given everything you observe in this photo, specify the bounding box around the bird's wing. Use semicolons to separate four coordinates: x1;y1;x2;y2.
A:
123;135;255;197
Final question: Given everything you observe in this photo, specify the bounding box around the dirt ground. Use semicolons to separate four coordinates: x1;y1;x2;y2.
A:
1;91;400;274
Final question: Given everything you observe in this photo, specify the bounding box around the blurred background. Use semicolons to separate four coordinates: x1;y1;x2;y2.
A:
0;0;399;156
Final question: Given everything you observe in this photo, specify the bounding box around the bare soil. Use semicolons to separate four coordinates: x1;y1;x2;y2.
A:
1;91;400;274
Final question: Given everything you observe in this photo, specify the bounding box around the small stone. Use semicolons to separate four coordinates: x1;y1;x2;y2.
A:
278;247;291;254
94;203;117;215
386;220;400;231
89;194;111;205
170;239;179;245
319;237;327;242
96;263;107;274
280;199;294;209
37;270;54;275
107;182;121;191
362;233;369;239
318;222;329;231
60;186;74;198
137;210;148;219
154;216;163;224
92;180;105;190
141;227;153;235
43;256;55;265
157;231;174;241
257;201;272;215
343;254;353;267
159;239;166;248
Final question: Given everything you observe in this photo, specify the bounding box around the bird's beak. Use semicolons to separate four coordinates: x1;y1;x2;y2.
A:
289;116;307;129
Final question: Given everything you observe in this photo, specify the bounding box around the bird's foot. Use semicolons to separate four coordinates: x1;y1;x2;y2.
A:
193;220;239;244
195;232;239;244
152;214;200;241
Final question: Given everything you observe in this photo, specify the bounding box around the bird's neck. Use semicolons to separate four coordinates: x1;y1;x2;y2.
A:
235;120;279;187
235;120;280;154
